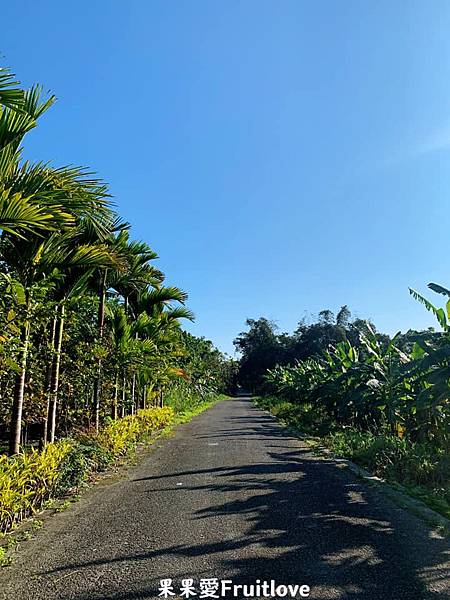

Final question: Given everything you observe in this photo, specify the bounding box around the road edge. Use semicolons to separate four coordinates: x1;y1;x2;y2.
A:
254;400;450;536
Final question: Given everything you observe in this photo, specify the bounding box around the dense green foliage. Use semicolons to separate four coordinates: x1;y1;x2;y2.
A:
261;295;450;442
234;308;389;393
246;286;450;517
0;63;233;456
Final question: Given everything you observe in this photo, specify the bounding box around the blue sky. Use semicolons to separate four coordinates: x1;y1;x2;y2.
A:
2;1;450;354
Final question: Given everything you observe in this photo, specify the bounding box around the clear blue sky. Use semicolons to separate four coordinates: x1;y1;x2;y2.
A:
2;1;450;354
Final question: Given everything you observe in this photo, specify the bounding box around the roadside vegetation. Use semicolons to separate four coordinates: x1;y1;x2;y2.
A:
235;292;450;519
0;65;235;535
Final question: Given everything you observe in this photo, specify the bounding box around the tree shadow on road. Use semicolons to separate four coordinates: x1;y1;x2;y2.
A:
33;404;450;600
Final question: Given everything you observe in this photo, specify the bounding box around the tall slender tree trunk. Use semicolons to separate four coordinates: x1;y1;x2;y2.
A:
148;385;155;407
48;304;65;443
121;371;126;417
112;371;119;419
130;324;138;414
131;374;136;414
93;269;107;431
9;318;30;455
142;386;147;410
41;315;57;448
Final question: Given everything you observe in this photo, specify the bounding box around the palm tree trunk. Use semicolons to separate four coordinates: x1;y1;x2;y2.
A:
113;371;119;419
148;384;155;407
142;386;147;410
41;315;57;448
9;318;30;455
48;304;65;443
93;269;107;431
131;374;136;414
121;371;126;417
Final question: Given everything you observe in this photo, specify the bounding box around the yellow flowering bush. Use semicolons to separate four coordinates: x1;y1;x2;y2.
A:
0;407;175;533
96;407;174;457
0;440;73;533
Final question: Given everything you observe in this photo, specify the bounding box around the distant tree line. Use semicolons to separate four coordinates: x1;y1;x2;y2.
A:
234;305;434;392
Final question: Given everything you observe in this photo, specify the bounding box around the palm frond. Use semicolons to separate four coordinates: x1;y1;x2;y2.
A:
163;306;195;322
0;188;72;238
0;66;24;110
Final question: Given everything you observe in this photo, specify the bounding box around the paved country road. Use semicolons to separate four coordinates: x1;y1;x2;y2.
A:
1;398;450;600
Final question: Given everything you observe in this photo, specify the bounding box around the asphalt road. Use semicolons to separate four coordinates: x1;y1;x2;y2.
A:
1;398;449;599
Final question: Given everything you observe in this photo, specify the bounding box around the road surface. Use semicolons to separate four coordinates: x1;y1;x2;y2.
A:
1;398;449;599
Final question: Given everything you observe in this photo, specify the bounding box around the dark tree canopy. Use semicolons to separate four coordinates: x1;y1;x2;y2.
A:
234;307;389;392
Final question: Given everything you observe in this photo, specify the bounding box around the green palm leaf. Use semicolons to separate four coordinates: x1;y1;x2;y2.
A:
0;66;24;110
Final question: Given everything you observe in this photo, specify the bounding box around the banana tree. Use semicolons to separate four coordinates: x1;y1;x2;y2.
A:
264;358;325;401
405;283;450;440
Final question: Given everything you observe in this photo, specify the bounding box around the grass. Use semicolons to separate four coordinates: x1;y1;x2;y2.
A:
254;395;450;523
171;393;228;424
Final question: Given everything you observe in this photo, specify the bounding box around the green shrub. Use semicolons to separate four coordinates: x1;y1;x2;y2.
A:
255;396;332;436
164;384;216;413
54;442;94;495
71;435;112;472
